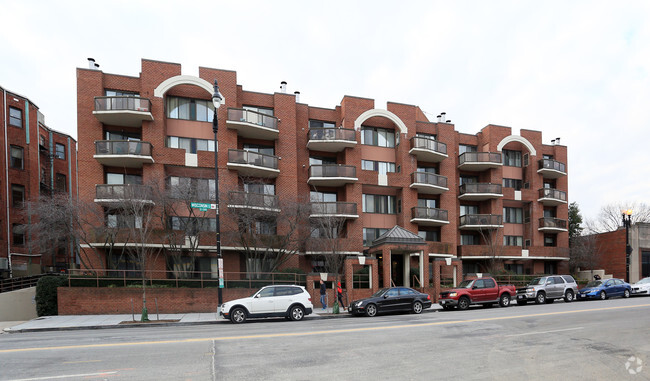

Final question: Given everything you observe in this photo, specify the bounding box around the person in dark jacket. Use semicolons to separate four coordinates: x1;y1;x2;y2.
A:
319;280;327;310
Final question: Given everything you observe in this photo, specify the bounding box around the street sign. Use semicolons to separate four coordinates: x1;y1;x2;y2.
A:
190;202;216;212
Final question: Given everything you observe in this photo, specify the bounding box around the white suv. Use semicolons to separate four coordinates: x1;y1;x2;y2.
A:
220;285;314;324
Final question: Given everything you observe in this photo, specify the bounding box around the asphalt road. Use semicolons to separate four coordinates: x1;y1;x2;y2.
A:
1;298;650;380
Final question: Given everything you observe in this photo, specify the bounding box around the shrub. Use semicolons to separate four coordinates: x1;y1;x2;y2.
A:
35;275;67;317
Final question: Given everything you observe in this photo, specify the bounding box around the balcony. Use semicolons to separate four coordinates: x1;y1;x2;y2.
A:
458;152;502;171
309;202;358;219
537;159;567;178
227;149;280;178
538;217;568;233
307;128;357;152
409;137;448;163
410;172;448;195
93;96;153;127
94;184;154;207
94;141;153;168
410;207;449;226
458;183;503;201
226;108;279;140
307;165;357;187
227;191;280;213
459;214;503;230
537;188;567;206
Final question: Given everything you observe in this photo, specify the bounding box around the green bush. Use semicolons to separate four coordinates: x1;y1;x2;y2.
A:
35;275;67;317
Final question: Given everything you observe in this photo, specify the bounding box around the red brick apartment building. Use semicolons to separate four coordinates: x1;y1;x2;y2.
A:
75;58;568;292
590;223;650;283
1;86;78;278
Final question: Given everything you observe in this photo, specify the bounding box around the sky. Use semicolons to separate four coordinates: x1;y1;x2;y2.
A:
1;0;648;222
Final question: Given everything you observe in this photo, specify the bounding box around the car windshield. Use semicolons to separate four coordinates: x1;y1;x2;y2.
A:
371;288;389;297
586;280;602;287
457;280;474;288
637;278;650;284
528;277;545;286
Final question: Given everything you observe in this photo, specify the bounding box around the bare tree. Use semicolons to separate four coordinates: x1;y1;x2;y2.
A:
586;201;650;233
569;234;601;274
477;227;504;275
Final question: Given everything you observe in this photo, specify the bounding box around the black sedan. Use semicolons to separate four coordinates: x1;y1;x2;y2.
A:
349;287;432;317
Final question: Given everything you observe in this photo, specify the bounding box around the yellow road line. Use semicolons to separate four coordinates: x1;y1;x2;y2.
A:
2;303;649;354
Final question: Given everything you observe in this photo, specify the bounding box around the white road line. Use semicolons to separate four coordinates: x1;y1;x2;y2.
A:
8;372;117;381
505;327;584;337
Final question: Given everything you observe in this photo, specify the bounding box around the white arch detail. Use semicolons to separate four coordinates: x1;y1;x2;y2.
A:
497;135;536;156
353;109;408;135
153;75;213;98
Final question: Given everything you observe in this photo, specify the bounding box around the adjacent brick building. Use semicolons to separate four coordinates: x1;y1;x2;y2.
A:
75;58;569;293
591;223;650;283
1;86;78;278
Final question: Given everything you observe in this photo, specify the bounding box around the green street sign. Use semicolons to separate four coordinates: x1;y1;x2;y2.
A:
190;202;215;212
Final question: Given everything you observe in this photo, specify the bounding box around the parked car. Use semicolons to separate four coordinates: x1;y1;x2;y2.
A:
516;275;578;305
577;278;631;300
631;277;650;296
348;287;432;317
438;277;515;310
220;285;313;324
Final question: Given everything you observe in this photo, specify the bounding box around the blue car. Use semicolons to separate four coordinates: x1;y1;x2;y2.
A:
577;278;631;300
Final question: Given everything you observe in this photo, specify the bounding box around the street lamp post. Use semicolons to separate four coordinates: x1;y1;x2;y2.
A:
212;80;224;306
623;209;633;283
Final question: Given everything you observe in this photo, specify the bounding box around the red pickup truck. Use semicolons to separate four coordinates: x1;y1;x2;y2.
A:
438;277;515;310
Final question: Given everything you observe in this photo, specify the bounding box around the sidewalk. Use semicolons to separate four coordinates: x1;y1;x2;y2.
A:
2;305;442;334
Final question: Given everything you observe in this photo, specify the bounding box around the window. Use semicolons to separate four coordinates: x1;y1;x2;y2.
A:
108;214;143;229
643;252;650;278
460;205;478;216
55;143;65;160
166;96;215;122
10;146;23;169
544;235;556;247
363;228;388;246
106;131;141;141
167;136;215;153
543;154;553;160
361;160;396;174
169;216;216;234
55;174;66;192
544;208;556;218
244;144;274;156
243;106;274;116
39;134;47;147
361;127;395;147
505;264;524;274
459;144;477;155
362;194;396;214
460;234;479;245
11;184;25;208
9;107;22;127
544;262;557;274
418;199;437;209
12;224;25;245
309;120;335;128
106;90;139;97
460;176;478;185
106;173;142;185
484;279;496;288
168;176;215;200
310;191;337;202
254;219;277;235
418;230;439;242
311;223;341;238
504;236;523;247
417;166;437;174
503;150;522;167
244;183;275;195
503;178;523;190
309;156;336;166
415;132;436;140
503;207;523;223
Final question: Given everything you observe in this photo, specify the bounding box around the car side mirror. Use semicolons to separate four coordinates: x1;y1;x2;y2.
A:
254;294;260;298
546;281;552;285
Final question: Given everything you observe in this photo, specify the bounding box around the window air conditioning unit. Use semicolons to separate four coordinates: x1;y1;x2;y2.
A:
0;258;8;270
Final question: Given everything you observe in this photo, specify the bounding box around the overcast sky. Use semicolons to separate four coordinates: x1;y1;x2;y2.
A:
1;0;648;222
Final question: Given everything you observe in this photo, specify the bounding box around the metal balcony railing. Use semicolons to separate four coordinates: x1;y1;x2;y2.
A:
410;136;447;155
458;152;502;165
227;108;278;130
228;149;279;170
538;159;566;173
309;164;356;178
228;191;279;209
95;140;152;156
459;183;502;195
459;214;503;226
538;188;567;202
308;128;356;142
411;207;448;222
94;96;151;112
539;217;568;229
310;202;357;215
411;172;448;188
95;184;153;201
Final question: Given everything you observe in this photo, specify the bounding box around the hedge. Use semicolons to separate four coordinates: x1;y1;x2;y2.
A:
35;275;67;317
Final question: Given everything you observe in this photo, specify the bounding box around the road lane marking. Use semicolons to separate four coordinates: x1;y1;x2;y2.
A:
62;360;102;364
505;327;584;337
8;372;117;381
2;303;649;354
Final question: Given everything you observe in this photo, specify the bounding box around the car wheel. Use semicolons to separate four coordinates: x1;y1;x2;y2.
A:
289;305;305;321
624;289;631;298
600;291;607;300
535;292;546;304
564;290;575;303
499;294;511;307
413;301;423;314
516;301;527;306
230;307;246;324
458;297;470;311
365;303;377;317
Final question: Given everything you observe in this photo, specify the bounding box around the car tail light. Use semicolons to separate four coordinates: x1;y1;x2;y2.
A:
427;295;431;300
308;297;312;302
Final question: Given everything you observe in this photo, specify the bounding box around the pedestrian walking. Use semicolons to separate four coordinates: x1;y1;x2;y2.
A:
320;279;327;310
337;281;345;309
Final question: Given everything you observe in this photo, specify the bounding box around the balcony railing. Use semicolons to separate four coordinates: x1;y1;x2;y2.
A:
539;217;568;231
458;183;503;201
93;96;153;127
227;149;279;178
310;202;358;217
227;108;278;130
95;184;154;204
307;128;357;151
309;164;356;178
410;172;448;194
538;188;567;205
411;207;449;226
410;137;447;154
458;152;502;171
95;140;152;156
537;159;567;178
459;214;503;229
228;191;279;211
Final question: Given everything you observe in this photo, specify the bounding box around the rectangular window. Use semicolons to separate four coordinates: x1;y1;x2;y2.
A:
418;199;437;208
310;191;337;202
10;146;23;169
361;127;395;147
503;236;523;246
55;174;66;192
168;176;215;200
11;184;25;208
107;214;143;229
418;230;440;242
459;144;477;155
460;205;479;216
55;143;65;160
460;234;479;245
361;160;396;174
503;207;523;223
9;107;22;127
459;176;478;185
12;224;25;245
167;136;215;153
415;132;436;140
503;149;522;167
244;183;275;195
309;156;336;166
544;235;556;247
39;134;47;147
309;120;336;128
166;96;215;122
544;262;557;274
503;178;523;190
243;106;274;116
362;194;396;214
168;216;216;234
106;173;142;185
505;264;524;274
363;228;388;246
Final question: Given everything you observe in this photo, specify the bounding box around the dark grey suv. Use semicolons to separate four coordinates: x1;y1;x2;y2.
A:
516;275;578;305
